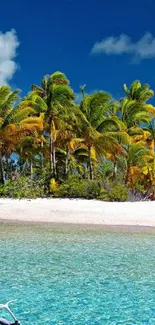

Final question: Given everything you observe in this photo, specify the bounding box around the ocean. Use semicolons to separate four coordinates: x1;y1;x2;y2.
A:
0;223;155;325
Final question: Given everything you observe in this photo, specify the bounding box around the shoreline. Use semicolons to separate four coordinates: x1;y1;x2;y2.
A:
1;219;155;233
0;198;155;229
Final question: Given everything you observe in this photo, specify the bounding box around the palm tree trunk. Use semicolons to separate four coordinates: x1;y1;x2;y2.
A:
30;160;33;179
21;162;26;176
50;135;56;177
125;165;129;184
0;152;5;184
112;161;117;181
88;146;93;180
83;165;87;179
6;157;9;180
41;141;44;168
50;136;53;174
53;144;56;178
65;149;70;176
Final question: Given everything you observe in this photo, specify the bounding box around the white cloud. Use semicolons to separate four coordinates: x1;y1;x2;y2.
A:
91;33;155;61
0;29;19;85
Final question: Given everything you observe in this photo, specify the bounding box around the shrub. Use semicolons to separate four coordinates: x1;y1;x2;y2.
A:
108;183;128;202
55;175;100;199
84;180;100;199
55;183;70;197
98;188;109;201
0;177;46;199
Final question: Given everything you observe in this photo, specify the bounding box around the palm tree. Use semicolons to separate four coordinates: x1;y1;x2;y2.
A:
16;134;45;179
143;119;155;152
77;91;128;179
0;85;20;183
123;80;154;102
55;129;82;177
115;81;155;142
118;98;155;131
125;142;154;187
0;86;43;183
31;71;75;177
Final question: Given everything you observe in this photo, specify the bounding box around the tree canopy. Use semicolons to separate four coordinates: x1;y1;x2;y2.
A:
0;76;155;200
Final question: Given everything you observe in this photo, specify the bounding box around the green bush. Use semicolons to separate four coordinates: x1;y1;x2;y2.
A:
98;188;109;201
0;175;128;201
56;175;100;199
108;183;128;202
0;177;46;199
69;181;85;198
56;183;70;197
84;180;100;199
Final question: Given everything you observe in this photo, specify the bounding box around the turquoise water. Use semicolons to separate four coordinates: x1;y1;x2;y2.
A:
0;224;155;325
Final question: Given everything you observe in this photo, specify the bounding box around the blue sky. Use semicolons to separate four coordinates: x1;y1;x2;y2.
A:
0;0;155;101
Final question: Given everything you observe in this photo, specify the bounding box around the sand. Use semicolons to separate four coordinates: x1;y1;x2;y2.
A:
0;198;155;227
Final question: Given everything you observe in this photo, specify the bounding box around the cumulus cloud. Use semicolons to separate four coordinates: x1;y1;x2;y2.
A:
0;29;19;85
91;33;155;61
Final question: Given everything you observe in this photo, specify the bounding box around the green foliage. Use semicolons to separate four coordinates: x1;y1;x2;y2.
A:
98;188;109;201
97;161;113;181
56;175;100;199
108;183;128;202
123;80;154;102
0;177;46;199
0;75;155;200
84;180;101;199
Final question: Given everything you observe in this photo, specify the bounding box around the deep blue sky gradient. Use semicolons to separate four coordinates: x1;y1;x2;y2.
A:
1;0;155;100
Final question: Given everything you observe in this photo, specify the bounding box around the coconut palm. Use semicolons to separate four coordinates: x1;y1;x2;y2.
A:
31;72;75;177
16;133;46;179
115;81;155;142
118;98;155;131
123;80;154;102
142;119;155;152
77;91;129;179
125;142;154;187
0;86;43;183
0;85;20;183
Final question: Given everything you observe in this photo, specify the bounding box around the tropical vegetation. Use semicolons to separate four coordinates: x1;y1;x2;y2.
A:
0;74;155;201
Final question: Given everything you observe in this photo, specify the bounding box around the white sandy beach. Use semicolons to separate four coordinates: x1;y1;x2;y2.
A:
0;198;155;227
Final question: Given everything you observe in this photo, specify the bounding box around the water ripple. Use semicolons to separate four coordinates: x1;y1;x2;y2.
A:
0;224;155;324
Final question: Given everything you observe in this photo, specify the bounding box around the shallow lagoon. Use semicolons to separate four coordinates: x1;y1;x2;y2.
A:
0;224;155;325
